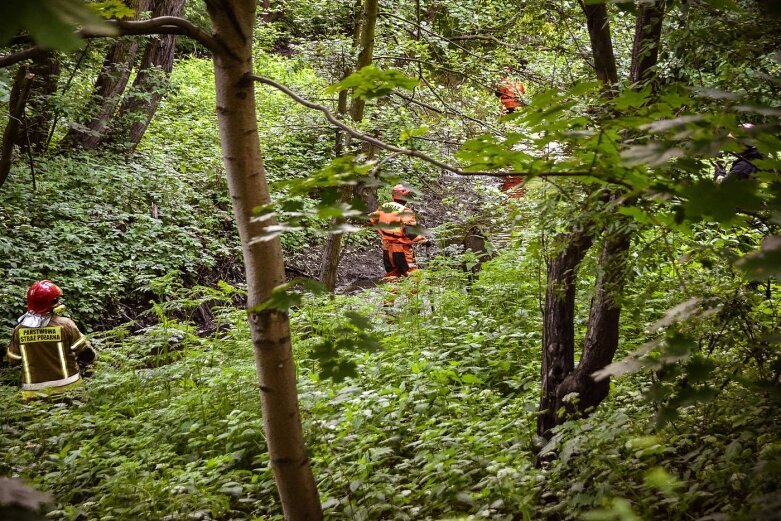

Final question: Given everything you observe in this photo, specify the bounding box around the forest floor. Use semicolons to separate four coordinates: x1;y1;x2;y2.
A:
288;173;501;293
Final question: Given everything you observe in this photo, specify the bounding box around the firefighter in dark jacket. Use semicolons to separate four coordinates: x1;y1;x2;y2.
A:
370;184;428;279
714;123;765;183
5;280;95;399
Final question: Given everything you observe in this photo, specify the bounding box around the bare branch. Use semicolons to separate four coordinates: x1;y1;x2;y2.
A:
393;92;503;135
0;47;46;68
250;73;609;181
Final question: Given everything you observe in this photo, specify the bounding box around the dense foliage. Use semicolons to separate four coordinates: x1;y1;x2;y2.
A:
1;0;780;520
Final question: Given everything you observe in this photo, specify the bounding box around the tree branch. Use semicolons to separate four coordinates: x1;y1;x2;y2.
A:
2;17;228;68
0;66;34;189
250;73;615;182
0;47;46;68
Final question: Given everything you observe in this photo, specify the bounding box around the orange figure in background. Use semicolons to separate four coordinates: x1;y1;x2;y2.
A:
495;65;526;115
370;184;428;279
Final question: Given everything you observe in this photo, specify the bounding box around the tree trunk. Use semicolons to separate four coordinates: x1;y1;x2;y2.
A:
61;0;149;150
0;66;34;189
537;0;619;438
319;0;378;291
537;0;667;439
206;0;322;518
630;0;666;86
579;1;619;86
107;0;184;152
319;85;351;292
537;230;594;437
553;0;667;422
555;223;632;421
17;52;59;153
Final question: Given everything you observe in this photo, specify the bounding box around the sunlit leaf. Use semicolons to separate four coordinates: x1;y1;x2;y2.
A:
327;65;419;100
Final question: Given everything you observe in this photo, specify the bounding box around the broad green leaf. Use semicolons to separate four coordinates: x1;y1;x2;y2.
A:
327;65;419;100
736;235;781;279
0;0;116;51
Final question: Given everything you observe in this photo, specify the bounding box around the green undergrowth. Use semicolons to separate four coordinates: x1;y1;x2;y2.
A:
0;151;241;339
0;52;358;340
1;239;778;520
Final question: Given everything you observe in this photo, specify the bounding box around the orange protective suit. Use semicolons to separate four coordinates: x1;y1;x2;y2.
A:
370;201;426;278
496;78;526;113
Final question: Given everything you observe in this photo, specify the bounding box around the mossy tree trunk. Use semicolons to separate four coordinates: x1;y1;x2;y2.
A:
60;0;149;151
16;52;60;153
106;0;185;152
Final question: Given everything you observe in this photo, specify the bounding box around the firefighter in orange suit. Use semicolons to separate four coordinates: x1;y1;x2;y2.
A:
495;66;526;114
370;184;428;279
5;280;95;399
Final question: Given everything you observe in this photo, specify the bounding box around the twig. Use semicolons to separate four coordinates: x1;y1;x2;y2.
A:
22;113;36;191
46;43;92;149
394;90;502;134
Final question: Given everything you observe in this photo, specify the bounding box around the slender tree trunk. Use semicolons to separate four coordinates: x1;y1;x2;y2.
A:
579;0;619;86
17;52;59;153
0;66;34;189
61;0;149;150
206;1;321;518
107;0;185;152
630;0;666;86
537;230;594;437
319;89;351;291
319;0;378;291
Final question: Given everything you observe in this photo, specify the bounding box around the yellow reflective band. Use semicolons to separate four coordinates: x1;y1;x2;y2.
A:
57;342;68;378
71;336;86;351
7;351;22;360
19;345;32;384
19;327;62;344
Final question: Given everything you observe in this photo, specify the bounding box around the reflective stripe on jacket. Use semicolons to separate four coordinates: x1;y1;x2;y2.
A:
370;201;420;247
7;315;90;392
497;79;525;109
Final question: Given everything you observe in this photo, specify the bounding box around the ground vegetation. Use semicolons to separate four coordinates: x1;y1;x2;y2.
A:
0;0;779;520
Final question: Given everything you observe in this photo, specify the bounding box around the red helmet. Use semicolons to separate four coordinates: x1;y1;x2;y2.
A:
26;280;63;314
391;184;412;202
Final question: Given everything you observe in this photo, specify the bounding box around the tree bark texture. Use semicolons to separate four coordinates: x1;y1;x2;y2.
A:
579;1;619;86
630;0;666;85
552;1;666;422
108;0;184;152
61;0;149;150
537;230;594;437
319;0;378;291
0;66;34;189
206;0;322;518
17;52;59;153
555;223;632;421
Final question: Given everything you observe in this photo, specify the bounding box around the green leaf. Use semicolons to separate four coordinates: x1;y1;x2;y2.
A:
250;278;325;312
681;178;764;223
0;0;116;51
90;0;136;19
613;87;651;110
736;235;781;279
327;65;419;100
644;467;683;496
